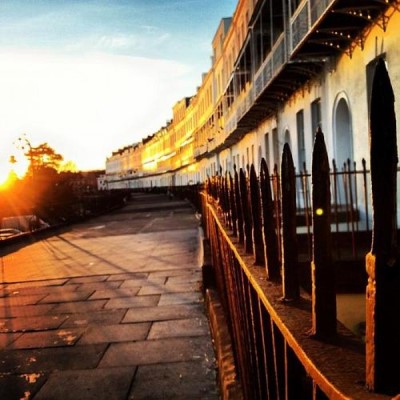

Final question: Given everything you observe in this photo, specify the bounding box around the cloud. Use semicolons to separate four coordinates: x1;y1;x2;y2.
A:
0;50;195;171
69;29;171;53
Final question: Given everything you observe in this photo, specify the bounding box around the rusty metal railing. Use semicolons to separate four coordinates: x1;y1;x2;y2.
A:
201;58;398;399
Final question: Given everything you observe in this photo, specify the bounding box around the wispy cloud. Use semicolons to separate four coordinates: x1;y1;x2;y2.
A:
65;28;171;55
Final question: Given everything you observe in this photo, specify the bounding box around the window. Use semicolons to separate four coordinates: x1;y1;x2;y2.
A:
296;110;306;170
264;132;270;168
334;97;353;166
272;127;279;168
311;98;322;141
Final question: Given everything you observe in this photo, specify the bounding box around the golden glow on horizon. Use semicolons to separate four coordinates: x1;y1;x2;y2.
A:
0;170;17;189
0;157;29;187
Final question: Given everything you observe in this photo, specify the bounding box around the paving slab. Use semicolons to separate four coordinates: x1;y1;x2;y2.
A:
0;344;107;373
34;367;135;400
106;272;148;281
0;294;46;306
0;315;68;333
50;299;107;314
138;282;200;295
122;304;204;323
78;322;150;344
120;278;165;288
148;316;210;339
89;287;140;299
3;284;80;296
0;332;22;348
0;304;55;319
66;275;110;284
100;336;215;367
61;309;126;328
3;279;69;291
158;292;202;306
166;274;202;284
74;281;122;291
104;295;160;309
39;290;94;303
147;268;199;278
9;328;85;349
0;371;48;400
129;361;218;400
0;194;219;399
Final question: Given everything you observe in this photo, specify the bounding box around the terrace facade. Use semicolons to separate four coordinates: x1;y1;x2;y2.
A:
105;0;399;213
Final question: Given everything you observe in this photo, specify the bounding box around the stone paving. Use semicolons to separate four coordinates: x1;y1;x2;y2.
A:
0;193;219;400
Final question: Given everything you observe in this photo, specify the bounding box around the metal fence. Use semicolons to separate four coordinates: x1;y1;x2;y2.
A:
201;58;400;398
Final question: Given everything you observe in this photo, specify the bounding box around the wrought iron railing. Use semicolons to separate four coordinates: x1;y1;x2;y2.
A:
200;59;399;398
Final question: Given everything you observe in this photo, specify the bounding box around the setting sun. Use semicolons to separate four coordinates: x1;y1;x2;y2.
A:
0;156;28;188
0;170;17;190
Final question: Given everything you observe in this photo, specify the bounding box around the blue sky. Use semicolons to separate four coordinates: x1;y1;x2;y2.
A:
0;0;236;174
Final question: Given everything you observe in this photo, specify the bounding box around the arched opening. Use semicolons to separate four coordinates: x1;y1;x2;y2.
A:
334;97;353;168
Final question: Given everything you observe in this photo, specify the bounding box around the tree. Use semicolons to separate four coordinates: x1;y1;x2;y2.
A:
25;142;64;175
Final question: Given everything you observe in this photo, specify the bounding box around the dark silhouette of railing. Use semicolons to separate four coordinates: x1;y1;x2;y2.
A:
201;58;399;398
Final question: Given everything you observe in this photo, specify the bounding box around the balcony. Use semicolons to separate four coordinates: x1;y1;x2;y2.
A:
221;0;397;150
292;0;398;59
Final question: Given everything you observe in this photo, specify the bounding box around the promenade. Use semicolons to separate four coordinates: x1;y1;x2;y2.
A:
0;193;219;400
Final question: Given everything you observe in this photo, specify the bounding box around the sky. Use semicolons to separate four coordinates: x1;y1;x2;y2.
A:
0;0;237;178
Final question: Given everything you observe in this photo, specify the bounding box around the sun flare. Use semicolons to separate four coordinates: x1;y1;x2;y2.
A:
0;171;16;189
0;158;28;189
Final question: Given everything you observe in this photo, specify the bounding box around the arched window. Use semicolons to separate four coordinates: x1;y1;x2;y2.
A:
333;96;353;168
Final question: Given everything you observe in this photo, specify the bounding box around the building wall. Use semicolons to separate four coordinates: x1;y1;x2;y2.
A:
104;1;400;221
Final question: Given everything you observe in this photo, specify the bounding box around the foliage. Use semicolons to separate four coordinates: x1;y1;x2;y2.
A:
25;142;64;175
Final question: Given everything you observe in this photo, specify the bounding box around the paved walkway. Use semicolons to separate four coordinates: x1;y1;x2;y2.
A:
0;193;219;400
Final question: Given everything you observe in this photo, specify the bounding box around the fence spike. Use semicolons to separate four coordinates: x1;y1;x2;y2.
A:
250;164;265;265
260;159;280;280
229;172;238;237
366;57;400;394
281;144;299;300
240;167;253;254
311;128;336;337
234;166;244;244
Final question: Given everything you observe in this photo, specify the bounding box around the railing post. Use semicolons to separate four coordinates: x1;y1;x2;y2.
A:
249;164;265;265
311;128;336;337
240;168;253;254
229;172;238;237
234;165;244;244
259;158;280;280
366;57;400;394
281;144;299;300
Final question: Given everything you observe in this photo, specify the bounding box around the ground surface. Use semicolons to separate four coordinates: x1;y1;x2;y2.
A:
0;193;219;400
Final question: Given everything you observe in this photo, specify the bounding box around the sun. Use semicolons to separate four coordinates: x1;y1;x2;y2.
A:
0;157;28;189
0;170;16;189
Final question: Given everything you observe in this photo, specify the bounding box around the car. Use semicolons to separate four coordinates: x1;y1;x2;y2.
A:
0;228;23;240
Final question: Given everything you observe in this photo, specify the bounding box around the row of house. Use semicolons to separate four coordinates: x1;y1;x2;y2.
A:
101;0;400;199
